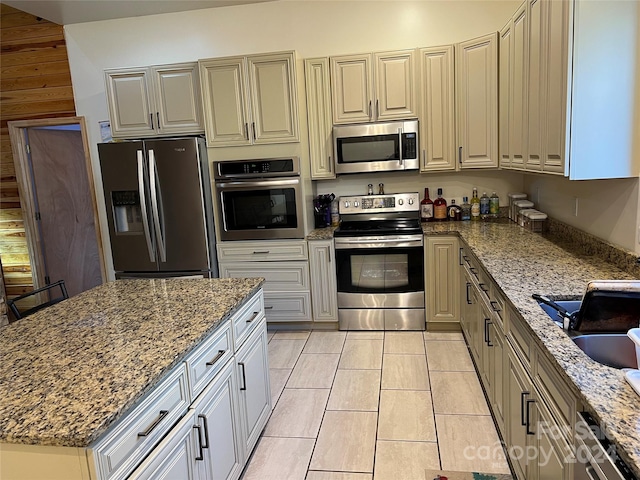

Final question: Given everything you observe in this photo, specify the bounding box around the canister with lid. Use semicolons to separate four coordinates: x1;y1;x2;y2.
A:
522;210;548;232
517;208;538;226
508;193;528;221
513;199;534;224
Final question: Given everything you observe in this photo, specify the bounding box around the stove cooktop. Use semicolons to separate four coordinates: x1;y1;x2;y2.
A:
334;218;423;237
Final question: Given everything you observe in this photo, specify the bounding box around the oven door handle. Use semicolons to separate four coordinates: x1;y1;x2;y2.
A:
335;239;423;249
215;178;300;189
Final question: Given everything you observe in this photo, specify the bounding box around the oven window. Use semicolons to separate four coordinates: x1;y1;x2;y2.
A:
335;247;424;293
337;135;399;163
221;188;298;230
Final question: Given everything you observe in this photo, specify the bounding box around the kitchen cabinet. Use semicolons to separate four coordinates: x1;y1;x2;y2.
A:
455;33;499;169
330;49;417;124
498;21;512;168
304;58;335;179
199;51;299;147
309;240;338;322
217;240;311;323
425;236;459;326
418;46;456;172
104;63;204;139
510;2;527;170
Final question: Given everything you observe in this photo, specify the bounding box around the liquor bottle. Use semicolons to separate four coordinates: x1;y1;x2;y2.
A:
471;188;480;221
489;191;500;218
461;196;471;221
480;191;490;219
434;188;448;221
447;199;462;221
420;188;434;222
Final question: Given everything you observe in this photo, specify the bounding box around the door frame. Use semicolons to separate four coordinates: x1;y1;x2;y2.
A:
7;116;107;290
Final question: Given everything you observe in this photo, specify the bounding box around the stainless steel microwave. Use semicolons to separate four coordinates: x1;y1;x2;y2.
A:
333;120;419;175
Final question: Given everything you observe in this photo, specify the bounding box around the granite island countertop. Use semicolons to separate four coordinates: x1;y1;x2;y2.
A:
0;277;264;448
308;220;640;476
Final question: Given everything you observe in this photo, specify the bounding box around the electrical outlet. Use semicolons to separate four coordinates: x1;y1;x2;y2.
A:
574;197;579;217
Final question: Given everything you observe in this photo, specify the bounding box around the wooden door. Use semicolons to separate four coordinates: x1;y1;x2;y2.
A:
26;126;103;297
374;49;417;121
330;54;373;124
152;63;204;135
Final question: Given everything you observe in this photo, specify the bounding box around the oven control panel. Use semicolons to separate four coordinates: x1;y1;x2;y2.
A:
339;193;420;214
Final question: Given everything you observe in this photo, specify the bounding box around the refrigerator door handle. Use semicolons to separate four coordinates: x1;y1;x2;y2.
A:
137;150;155;262
148;149;167;263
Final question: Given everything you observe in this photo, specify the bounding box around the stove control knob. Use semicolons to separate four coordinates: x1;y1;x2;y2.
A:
344;201;350;208
408;198;414;205
398;199;404;205
354;201;359;208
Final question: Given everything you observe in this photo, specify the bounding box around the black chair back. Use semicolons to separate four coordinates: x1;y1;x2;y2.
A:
7;280;69;320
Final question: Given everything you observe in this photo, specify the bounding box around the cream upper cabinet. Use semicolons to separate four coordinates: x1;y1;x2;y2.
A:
105;63;204;139
330;50;417;124
304;58;335;179
418;45;456;172
498;21;512;169
525;0;543;171
510;2;527;170
455;33;498;169
199;51;299;147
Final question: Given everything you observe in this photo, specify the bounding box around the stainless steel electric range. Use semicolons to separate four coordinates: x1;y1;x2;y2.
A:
333;192;425;330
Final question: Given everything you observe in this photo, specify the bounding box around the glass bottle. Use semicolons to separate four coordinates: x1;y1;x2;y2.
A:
434;188;448;221
378;183;384;195
367;183;373;195
489;191;500;218
471;188;480;221
480;191;490;219
447;199;462;221
461;196;471;221
420;188;434;222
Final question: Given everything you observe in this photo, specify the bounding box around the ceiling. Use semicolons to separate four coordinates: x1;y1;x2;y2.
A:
2;0;274;25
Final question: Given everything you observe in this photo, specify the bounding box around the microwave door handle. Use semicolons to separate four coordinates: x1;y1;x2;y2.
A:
148;149;167;263
398;127;403;167
137;150;155;262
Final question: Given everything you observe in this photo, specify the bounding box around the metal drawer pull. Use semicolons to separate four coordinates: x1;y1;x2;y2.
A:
239;362;247;391
253;250;270;254
198;414;210;448
479;283;489;293
485;319;493;347
137;410;169;437
265;306;274;310
520;391;529;426
193;425;204;460
466;283;472;305
246;311;260;323
205;349;226;366
490;301;501;312
525;399;536;435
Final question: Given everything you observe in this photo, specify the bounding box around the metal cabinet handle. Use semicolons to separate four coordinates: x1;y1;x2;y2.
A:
253;250;270;254
197;414;210;449
239;362;247;391
479;283;489;293
520;391;529;426
525;399;536;435
265;306;274;310
205;349;226;366
485;319;493;347
375;99;379;119
137;151;155;262
490;301;501;312
246;311;260;323
137;410;169;437
368;100;372;119
156;112;160;130
251;122;256;141
244;123;249;140
466;283;472;305
459;146;463;164
193;425;204;460
149;113;154;130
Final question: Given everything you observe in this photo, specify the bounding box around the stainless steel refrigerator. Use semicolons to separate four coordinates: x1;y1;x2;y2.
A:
98;137;218;278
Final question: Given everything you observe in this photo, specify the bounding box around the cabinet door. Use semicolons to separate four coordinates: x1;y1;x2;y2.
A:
305;58;335;179
152;63;204;135
199;57;252;147
510;2;528;170
374;49;417;121
460;267;474;339
529;396;573;480
426;237;460;324
196;360;244;480
331;54;373;124
419;46;456;172
488;321;505;436
236;321;271;456
247;52;299;144
467;284;482;363
456;33;498;168
129;411;199;480
506;347;532;480
105;68;155;138
525;0;543;171
309;240;338;322
479;299;492;389
541;0;570;174
499;21;512;168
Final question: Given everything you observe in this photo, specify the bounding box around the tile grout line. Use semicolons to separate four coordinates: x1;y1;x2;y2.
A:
425;337;444;471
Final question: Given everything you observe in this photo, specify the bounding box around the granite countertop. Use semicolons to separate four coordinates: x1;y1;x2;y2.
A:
0;277;264;448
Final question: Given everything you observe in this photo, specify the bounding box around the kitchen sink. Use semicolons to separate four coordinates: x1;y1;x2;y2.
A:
571;334;638;369
537;300;581;327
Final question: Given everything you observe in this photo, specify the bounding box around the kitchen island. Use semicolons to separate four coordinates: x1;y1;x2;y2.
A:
0;277;268;480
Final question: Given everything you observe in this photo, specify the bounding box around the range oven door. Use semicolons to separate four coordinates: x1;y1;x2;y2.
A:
215;178;304;241
334;235;425;330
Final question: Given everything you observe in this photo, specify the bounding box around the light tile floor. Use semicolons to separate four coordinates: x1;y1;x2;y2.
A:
241;330;511;480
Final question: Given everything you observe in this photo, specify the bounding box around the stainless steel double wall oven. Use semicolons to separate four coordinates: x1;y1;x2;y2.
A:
334;192;425;330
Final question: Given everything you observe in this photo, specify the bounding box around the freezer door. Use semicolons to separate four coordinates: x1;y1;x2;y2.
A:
145;138;212;272
98;141;159;272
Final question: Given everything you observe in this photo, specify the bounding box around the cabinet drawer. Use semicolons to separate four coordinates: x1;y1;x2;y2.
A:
91;364;190;480
264;292;312;322
506;307;532;369
219;261;309;290
232;290;265;351
217;240;308;262
185;321;233;400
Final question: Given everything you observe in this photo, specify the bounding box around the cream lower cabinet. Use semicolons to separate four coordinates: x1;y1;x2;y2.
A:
309;240;338;323
425;236;459;327
218;240;311;323
305;58;334;179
